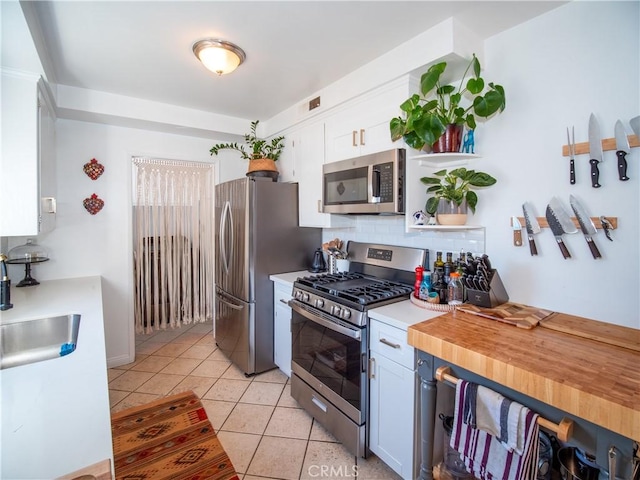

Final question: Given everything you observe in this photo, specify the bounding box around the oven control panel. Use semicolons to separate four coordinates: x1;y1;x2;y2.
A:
367;248;393;262
292;287;366;327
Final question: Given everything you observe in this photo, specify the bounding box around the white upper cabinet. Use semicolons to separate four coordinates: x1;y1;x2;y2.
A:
0;72;56;236
283;122;351;228
324;77;411;163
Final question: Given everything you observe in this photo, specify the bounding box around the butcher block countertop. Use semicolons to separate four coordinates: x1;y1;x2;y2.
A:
407;310;640;443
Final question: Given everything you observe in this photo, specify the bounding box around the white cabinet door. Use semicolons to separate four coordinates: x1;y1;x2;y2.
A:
273;283;293;377
325;78;410;163
276;135;296;183
289;122;351;229
38;79;57;233
369;319;417;480
0;73;56;236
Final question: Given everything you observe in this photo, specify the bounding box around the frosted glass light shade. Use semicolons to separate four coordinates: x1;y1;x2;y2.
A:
193;39;246;76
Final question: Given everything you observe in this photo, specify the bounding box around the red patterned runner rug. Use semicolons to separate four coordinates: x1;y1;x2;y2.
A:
111;390;239;480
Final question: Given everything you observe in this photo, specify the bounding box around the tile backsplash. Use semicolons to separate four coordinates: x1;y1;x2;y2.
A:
322;215;485;265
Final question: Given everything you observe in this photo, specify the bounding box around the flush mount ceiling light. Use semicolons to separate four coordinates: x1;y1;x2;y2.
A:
192;39;246;76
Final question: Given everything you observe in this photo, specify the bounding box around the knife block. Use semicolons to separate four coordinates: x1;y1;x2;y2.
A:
466;269;509;308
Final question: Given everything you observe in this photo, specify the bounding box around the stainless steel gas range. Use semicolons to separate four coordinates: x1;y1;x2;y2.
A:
289;241;428;458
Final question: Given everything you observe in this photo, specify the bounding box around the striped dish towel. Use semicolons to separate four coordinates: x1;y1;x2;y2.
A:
451;380;540;480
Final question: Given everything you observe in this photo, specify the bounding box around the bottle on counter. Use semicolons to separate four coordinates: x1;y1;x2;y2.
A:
414;266;423;299
419;270;432;300
456;249;466;276
444;252;454;284
434;251;444;271
447;272;464;305
432;267;447;304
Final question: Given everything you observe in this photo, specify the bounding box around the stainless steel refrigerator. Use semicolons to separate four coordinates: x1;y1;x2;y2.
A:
214;177;321;375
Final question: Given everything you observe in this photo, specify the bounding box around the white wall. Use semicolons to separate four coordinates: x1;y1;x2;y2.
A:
6;120;246;365
479;0;639;328
328;1;639;328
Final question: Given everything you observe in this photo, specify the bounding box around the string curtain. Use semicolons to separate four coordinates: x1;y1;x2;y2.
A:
132;157;214;333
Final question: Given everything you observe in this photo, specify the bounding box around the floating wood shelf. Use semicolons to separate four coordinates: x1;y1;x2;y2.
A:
562;134;639;157
511;216;617;230
435;366;574;442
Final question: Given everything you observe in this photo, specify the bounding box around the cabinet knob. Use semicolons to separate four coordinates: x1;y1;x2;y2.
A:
360;129;365;146
352;130;358;147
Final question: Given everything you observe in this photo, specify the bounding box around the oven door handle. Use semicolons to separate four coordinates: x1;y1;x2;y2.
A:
290;300;361;341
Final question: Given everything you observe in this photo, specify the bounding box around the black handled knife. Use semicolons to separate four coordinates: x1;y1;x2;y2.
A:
570;195;602;259
614;120;630;181
522;202;541;256
546;197;578;259
567;127;576;185
588;114;603;188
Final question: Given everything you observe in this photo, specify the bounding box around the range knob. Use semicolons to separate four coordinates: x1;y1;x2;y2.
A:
315;298;325;308
341;309;351;320
332;306;342;316
302;292;310;302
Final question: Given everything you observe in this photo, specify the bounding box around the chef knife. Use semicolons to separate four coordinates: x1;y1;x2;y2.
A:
588;113;603;188
614;120;630;181
569;195;602;259
522;202;541;256
512;216;523;246
546;197;578;259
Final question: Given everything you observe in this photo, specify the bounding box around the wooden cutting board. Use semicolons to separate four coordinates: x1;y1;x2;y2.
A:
540;313;640;352
457;302;554;329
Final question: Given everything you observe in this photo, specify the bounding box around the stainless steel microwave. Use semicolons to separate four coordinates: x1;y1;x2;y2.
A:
322;149;405;214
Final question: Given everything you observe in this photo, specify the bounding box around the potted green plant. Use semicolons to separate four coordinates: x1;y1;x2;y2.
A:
390;54;506;153
210;120;285;181
421;168;497;225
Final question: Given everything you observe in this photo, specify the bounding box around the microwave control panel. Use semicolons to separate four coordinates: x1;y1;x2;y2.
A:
376;162;394;202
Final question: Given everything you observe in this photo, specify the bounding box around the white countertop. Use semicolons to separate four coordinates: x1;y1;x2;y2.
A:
369;299;445;331
270;270;318;287
0;276;114;479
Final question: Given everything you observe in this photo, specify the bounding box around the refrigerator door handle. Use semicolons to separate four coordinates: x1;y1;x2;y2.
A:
220;200;232;274
218;294;244;311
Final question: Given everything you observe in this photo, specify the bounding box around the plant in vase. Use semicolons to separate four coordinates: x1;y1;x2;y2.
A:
210;120;285;181
389;54;506;153
421;168;497;225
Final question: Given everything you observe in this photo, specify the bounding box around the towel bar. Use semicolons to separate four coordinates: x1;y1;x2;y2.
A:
435;366;573;442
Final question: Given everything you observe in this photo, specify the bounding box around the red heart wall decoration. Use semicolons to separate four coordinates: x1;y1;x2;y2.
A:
83;158;105;180
83;193;104;215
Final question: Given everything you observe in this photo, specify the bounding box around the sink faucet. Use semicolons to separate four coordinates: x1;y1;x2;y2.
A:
0;253;13;310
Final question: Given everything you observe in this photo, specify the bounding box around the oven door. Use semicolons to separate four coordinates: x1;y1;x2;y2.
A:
290;299;367;425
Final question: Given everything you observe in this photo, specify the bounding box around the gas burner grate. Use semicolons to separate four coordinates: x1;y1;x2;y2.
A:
296;273;412;307
297;272;365;287
338;282;413;305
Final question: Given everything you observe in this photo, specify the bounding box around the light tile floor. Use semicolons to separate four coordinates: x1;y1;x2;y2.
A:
108;320;402;480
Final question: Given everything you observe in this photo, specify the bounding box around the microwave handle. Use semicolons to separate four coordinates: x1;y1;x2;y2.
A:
369;166;381;204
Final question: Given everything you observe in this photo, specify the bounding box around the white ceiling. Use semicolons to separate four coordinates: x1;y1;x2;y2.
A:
19;1;566;123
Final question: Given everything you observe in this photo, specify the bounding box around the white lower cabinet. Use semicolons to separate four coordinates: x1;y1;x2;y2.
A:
369;319;418;479
273;282;293;377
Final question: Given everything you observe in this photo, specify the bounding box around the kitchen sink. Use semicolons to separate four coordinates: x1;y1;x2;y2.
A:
0;314;81;370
